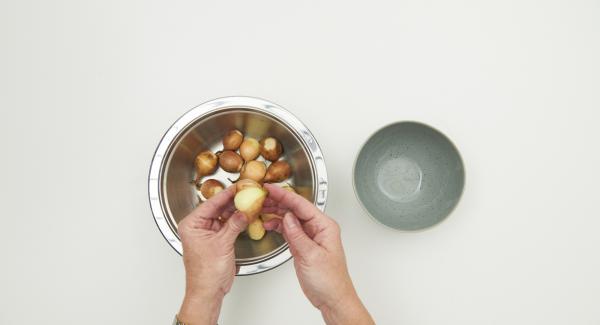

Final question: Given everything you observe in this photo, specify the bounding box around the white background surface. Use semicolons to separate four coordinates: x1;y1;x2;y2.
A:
1;0;599;324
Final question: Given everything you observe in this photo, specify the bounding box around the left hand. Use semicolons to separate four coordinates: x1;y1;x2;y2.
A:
177;186;248;325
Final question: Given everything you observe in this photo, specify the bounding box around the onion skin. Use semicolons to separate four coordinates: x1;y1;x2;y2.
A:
223;129;244;150
264;160;291;183
194;151;218;179
247;218;266;240
240;138;260;161
234;187;267;222
236;179;262;192
260;137;283;162
240;160;266;182
280;183;296;193
261;213;282;223
199;179;224;199
218;150;244;172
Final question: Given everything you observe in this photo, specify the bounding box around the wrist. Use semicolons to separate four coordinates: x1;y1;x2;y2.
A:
320;291;374;325
319;290;360;316
178;289;224;325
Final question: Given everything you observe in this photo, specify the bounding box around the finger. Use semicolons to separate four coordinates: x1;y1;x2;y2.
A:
220;202;237;219
263;219;281;231
210;219;222;232
261;206;283;214
219;211;249;244
282;212;319;257
264;184;325;223
262;197;278;207
192;186;235;219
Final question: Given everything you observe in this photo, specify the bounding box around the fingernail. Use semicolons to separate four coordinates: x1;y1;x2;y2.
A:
284;212;299;229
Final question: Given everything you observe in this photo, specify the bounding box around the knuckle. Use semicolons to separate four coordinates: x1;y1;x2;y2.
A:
288;229;305;242
228;221;244;233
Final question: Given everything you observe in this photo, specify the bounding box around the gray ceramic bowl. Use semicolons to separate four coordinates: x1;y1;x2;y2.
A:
353;122;465;231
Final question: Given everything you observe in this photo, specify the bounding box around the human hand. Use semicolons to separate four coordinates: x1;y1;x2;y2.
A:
176;186;248;325
262;184;374;325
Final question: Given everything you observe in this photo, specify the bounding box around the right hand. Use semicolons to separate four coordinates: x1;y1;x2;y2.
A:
262;184;374;324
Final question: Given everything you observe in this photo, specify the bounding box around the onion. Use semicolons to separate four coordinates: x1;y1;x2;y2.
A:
223;129;244;150
260;137;283;161
239;137;260;161
236;179;261;192
234;187;267;222
264;160;291;183
199;179;224;199
194;151;218;179
240;160;266;182
218;150;243;172
281;183;296;193
261;213;282;223
247;218;266;240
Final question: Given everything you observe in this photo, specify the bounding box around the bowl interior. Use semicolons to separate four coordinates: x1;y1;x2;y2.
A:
354;122;464;231
162;108;315;263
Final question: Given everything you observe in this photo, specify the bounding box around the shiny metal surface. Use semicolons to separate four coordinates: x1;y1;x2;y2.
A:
149;97;328;275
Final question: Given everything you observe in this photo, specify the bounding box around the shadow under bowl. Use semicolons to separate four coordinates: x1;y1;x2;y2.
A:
353;121;465;231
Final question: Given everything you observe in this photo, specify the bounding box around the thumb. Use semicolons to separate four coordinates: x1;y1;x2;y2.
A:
282;212;318;257
220;211;248;243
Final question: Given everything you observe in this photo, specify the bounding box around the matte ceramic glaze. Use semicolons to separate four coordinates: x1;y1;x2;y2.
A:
353;122;465;231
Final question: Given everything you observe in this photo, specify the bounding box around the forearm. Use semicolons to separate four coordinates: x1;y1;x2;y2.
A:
320;293;375;325
178;289;224;325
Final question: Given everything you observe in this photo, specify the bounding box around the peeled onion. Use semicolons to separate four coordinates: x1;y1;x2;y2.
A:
218;150;243;172
247;218;266;240
234;187;267;222
260;137;283;161
236;179;261;192
223;129;244;150
194;151;218;179
264;160;291;183
240;160;266;182
239;137;260;161
199;179;224;199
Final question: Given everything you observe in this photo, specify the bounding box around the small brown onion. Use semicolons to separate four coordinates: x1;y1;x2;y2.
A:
236;179;261;192
218;150;243;172
239;137;260;161
259;137;283;161
199;179;224;199
264;160;291;183
240;160;266;182
223;129;243;150
194;151;218;179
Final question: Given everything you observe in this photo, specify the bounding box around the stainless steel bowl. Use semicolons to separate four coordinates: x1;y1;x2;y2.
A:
148;96;328;275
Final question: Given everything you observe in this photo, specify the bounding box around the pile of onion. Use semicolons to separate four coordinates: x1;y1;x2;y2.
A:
193;130;298;241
